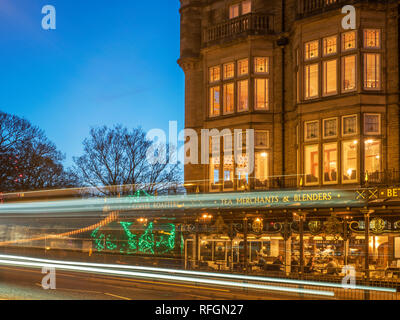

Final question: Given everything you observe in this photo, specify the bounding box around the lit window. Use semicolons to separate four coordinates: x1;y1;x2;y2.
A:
237;153;249;189
323;36;337;56
254;57;269;73
364;139;381;174
342;31;357;51
223;62;235;79
242;0;252;15
305;40;319;60
305;63;319;99
209;66;220;82
305;121;319;141
255;151;269;189
223;83;235;114
255;79;269;110
238;59;249;76
364;29;381;49
255;131;269;148
209;156;220;192
323;118;338;138
342;140;358;183
223;154;234;191
323;59;337;95
210;86;220;117
229;4;240;19
342;55;356;92
364;53;381;89
323;143;338;184
304;145;319;185
342;115;358;136
364;114;381;135
238;80;248;111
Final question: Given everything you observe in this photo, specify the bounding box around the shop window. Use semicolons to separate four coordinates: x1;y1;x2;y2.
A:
323;118;338;139
304;145;319;185
342;115;358;136
254;57;269;73
255;78;269;110
304;40;319;60
238;59;249;76
323;36;337;56
304;63;319;99
223;62;235;79
364;114;381;135
364;139;381;175
342;140;358;183
229;4;240;19
364;53;381;90
342;31;357;51
223;83;235;114
364;29;381;49
209;86;221;117
323;143;338;184
209;66;220;83
323;59;337;96
304;120;319;141
255;151;269;189
342;55;356;92
238;80;248;112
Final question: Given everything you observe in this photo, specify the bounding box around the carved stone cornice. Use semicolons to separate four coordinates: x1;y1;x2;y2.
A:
177;57;201;72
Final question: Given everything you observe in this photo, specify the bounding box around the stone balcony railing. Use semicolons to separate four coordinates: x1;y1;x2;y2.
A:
203;13;274;47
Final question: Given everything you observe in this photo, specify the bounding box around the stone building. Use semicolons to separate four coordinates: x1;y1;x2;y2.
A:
178;0;400;277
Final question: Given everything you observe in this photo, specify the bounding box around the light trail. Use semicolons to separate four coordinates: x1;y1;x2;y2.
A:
0;254;395;293
0;257;334;297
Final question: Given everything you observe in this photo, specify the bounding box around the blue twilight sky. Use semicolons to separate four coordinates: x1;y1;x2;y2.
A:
0;0;184;167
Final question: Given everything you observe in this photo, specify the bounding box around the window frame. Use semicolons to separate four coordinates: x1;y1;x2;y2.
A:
304;62;320;99
363;113;381;135
322;58;338;96
341;54;357;93
223;82;235;115
304;120;320;142
342;114;358;137
304;144;320;186
254;78;269;111
237;79;249;112
322;142;338;185
364;29;381;49
223;62;235;80
255;130;270;149
323;35;338;57
229;3;240;19
254;57;269;74
304;40;320;61
364;138;382;175
209;65;221;83
209;86;221;117
323;117;338;139
363;53;381;90
237;58;249;77
341;139;359;184
342;30;357;52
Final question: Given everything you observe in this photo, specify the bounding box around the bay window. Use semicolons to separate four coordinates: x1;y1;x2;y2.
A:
323;143;338;184
238;59;249;76
255;78;269;110
255;57;269;73
255;151;269;189
342;115;358;136
323;59;337;95
342;140;358;183
223;62;235;79
305;63;319;99
223;83;235;114
364;29;381;49
237;153;249;189
305;120;319;141
323;36;337;56
305;145;319;185
305;40;319;60
210;86;221;117
323;118;338;138
342;31;356;51
364;139;381;175
364;114;381;135
209;66;221;83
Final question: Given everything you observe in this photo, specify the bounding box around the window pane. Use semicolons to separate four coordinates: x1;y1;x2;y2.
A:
210;156;220;191
323;118;337;138
210;86;220;116
343;115;357;135
237;153;249;189
209;66;220;82
342;31;356;51
305;40;319;60
238;59;249;76
364;29;380;49
255;78;269;110
365;139;381;174
223;83;234;114
242;0;251;14
305;63;319;98
223;155;234;190
255;57;269;73
323;143;338;184
364;114;380;134
364;53;381;89
323;59;337;95
229;4;239;19
305;145;319;185
342;140;358;182
342;55;356;91
238;80;248;111
305;121;319;140
223;63;235;79
323;36;337;56
255;151;269;189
